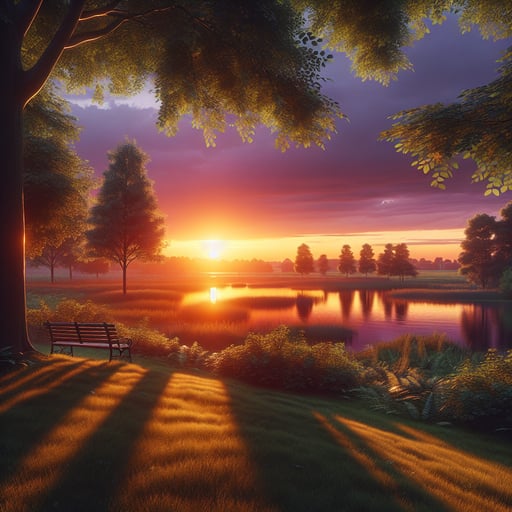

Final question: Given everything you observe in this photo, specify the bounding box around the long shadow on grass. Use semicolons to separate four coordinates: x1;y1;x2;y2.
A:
0;359;119;483
224;383;449;512
37;367;171;512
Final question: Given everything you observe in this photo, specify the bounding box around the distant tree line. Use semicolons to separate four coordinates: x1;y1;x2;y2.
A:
284;200;512;290
290;242;418;280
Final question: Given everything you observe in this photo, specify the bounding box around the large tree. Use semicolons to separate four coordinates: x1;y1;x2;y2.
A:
458;213;499;288
2;1;510;354
458;201;512;288
87;141;165;294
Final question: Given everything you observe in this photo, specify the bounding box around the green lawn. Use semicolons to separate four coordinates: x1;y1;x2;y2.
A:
1;354;511;512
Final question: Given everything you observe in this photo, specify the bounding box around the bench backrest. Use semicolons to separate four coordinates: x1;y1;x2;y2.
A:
46;322;121;345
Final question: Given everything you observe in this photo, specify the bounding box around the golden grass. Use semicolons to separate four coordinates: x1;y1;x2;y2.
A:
1;355;511;511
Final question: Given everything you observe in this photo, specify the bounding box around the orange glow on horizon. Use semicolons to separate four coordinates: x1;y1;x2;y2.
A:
203;239;224;260
164;228;464;262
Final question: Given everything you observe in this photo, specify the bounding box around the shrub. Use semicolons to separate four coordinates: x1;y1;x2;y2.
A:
208;325;365;393
119;323;181;358
358;333;468;377
499;267;512;298
52;299;112;323
437;349;512;430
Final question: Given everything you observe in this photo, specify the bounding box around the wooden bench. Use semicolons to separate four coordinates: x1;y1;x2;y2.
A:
46;322;132;362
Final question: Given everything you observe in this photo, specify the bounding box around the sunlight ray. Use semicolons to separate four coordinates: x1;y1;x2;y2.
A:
0;365;145;512
110;372;279;512
334;416;512;512
0;359;93;414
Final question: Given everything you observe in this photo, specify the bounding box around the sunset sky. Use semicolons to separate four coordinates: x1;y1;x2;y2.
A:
67;15;511;263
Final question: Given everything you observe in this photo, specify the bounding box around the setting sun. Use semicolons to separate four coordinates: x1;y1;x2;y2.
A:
204;239;224;260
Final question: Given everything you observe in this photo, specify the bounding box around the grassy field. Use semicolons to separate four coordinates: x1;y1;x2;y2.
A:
1;354;511;512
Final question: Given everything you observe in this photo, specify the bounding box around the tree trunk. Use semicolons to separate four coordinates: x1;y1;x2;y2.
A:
122;262;127;295
0;107;34;354
0;37;35;354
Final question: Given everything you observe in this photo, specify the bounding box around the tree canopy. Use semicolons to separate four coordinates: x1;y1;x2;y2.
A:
294;243;315;275
458;201;512;288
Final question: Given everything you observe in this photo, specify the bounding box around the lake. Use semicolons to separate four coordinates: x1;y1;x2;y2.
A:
180;285;512;352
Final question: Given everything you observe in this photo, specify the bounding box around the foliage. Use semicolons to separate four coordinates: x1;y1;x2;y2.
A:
44;299;113;323
294;243;315;275
119;323;182;358
317;253;330;275
499;267;512;298
458;202;512;288
207;325;365;393
377;243;417;280
436;349;512;429
358;243;376;276
380;42;512;194
24;83;95;269
337;244;356;276
86;140;166;293
359;333;469;377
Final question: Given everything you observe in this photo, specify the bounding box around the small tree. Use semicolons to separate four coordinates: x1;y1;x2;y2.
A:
86;140;165;294
294;244;314;276
358;243;376;277
377;243;417;280
338;244;356;277
392;243;418;282
317;254;330;275
281;258;295;273
377;244;395;278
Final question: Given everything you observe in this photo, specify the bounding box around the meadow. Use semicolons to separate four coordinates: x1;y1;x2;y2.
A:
1;354;511;512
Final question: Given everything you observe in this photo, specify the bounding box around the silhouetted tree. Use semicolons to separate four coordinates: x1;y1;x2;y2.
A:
377;243;417;280
294;244;314;275
86;141;165;294
358;243;377;276
76;258;111;279
338;244;356;277
317;254;330;275
458;213;499;288
392;243;418;282
281;258;295;273
377;244;395;278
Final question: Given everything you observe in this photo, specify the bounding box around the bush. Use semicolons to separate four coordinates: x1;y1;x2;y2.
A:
358;333;468;377
119;323;181;358
499;267;512;298
437;349;512;430
207;325;365;393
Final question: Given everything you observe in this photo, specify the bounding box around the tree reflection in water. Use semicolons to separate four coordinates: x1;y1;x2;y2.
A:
461;303;512;351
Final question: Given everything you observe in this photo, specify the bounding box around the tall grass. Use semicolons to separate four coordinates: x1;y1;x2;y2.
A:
1;356;511;511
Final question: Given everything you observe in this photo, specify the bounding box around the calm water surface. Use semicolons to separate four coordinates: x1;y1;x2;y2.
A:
181;285;512;351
